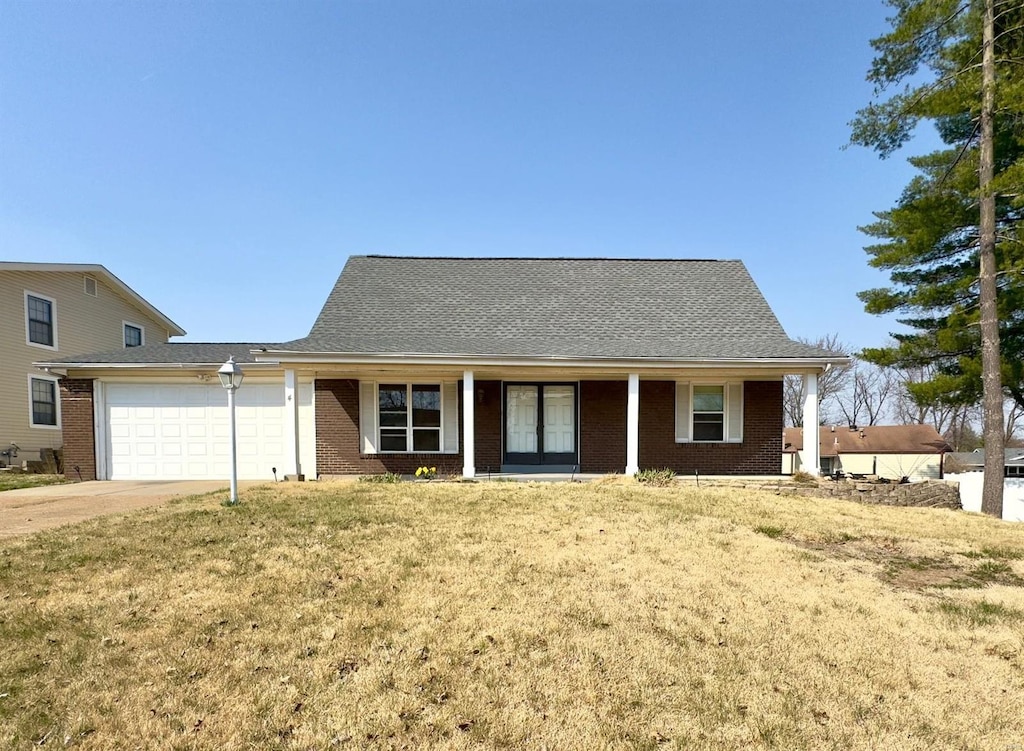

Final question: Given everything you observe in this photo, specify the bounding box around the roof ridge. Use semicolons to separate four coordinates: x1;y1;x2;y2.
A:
357;255;739;263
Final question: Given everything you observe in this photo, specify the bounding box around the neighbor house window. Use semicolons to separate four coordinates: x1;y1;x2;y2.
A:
26;292;56;348
378;384;442;452
675;382;744;443
29;377;58;427
124;323;144;348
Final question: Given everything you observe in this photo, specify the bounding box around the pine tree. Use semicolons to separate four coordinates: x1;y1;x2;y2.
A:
851;0;1024;516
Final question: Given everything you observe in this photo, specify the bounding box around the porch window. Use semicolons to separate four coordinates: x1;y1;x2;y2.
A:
675;381;744;443
692;385;725;441
378;384;442;452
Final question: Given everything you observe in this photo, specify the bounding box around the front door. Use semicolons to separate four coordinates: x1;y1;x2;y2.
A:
504;383;577;465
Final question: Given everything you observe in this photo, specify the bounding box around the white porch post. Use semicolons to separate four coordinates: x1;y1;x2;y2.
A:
626;373;640;475
284;369;302;478
802;371;820;475
462;370;475;478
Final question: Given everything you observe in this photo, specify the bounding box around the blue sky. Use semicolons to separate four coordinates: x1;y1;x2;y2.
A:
1;1;938;350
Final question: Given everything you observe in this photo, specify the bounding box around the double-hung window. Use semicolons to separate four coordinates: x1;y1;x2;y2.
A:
29;376;59;428
124;323;144;348
378;384;442;452
26;292;56;348
692;385;725;441
675;381;744;443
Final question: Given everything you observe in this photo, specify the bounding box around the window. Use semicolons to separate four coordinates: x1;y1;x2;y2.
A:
25;292;56;348
124;322;144;348
378;384;442;452
675;382;744;443
692;385;725;441
1007;465;1024;478
29;377;58;427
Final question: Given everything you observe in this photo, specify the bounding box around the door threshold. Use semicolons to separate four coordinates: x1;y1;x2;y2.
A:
500;464;580;474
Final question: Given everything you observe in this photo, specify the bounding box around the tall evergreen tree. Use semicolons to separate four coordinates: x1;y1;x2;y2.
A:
851;0;1024;516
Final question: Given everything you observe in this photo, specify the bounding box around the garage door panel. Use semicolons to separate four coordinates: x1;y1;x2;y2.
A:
106;383;288;481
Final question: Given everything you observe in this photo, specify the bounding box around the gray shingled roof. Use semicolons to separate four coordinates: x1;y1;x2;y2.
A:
39;343;278;366
280;256;836;359
948;450;1024;467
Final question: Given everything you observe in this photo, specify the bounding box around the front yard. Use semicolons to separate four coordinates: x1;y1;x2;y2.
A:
0;473;68;492
1;479;1022;749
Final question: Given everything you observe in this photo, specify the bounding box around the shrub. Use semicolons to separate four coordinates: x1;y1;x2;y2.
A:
635;468;676;487
791;470;817;485
358;472;403;484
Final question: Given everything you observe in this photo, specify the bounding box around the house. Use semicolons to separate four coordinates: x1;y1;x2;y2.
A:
37;256;846;481
782;424;952;480
1;262;184;468
946;449;1024;478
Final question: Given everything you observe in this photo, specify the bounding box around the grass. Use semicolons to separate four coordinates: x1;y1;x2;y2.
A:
1;479;1023;749
0;473;68;492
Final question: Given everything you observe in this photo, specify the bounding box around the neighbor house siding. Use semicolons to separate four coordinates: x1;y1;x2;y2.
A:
788;451;942;481
0;270;171;463
314;378;502;476
639;380;782;475
59;378;96;481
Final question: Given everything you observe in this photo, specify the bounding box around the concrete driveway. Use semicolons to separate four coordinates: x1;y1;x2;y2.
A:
0;480;264;538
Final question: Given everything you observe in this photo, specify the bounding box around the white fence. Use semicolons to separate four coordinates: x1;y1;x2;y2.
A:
947;472;1024;522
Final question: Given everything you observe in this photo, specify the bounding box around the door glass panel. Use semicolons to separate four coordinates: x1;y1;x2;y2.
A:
543;385;575;454
506;385;538;454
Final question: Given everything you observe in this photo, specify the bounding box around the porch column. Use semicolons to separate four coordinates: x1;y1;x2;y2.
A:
802;371;820;475
626;373;640;475
284;369;302;478
462;370;475;478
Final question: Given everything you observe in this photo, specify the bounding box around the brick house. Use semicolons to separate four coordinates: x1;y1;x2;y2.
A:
39;257;845;481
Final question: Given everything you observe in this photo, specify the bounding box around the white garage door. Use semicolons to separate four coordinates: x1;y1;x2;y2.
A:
105;383;288;481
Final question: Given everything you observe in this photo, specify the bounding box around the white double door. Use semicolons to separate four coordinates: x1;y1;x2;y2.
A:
505;383;576;465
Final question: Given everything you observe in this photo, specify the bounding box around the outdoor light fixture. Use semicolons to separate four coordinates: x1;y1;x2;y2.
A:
218;356;245;505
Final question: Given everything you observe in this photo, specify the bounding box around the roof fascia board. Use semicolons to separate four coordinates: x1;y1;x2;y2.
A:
253;351;849;371
1;262;186;337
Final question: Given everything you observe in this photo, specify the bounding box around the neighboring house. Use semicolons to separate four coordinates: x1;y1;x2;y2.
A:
1;262;185;467
782;424;952;480
946;449;1024;477
38;256;846;481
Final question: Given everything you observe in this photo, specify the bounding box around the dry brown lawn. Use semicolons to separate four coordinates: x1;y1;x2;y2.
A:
1;479;1023;750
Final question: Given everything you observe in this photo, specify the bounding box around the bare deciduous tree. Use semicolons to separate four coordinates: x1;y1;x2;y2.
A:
834;361;897;428
783;334;851;427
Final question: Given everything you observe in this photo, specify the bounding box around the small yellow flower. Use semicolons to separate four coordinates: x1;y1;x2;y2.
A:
415;467;423;477
430;467;436;474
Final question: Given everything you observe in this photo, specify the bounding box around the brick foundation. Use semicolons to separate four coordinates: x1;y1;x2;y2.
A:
60;378;96;481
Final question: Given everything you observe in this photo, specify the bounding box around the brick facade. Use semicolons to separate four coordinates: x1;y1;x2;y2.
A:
314;379;502;476
638;380;783;475
315;377;782;476
60;378;96;481
579;380;627;473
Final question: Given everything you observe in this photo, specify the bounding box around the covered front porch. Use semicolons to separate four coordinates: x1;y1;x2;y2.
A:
270;358;832;480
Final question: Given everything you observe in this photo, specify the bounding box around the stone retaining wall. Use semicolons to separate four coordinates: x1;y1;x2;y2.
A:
678;478;962;510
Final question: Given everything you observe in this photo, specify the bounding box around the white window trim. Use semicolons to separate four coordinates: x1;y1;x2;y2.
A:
24;290;58;351
123;320;146;348
676;380;743;444
27;373;61;429
377;382;446;454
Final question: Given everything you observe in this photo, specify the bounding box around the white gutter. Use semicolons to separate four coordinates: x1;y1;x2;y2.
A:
250;350;850;370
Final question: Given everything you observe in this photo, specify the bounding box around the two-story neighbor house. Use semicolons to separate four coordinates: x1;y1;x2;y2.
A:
1;262;184;467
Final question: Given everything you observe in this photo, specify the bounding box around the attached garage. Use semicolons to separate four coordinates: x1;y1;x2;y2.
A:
100;382;293;481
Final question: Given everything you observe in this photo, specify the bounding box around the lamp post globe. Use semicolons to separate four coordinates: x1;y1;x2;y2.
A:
218;356;244;505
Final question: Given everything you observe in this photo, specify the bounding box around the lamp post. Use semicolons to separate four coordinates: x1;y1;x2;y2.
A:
218;356;245;505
